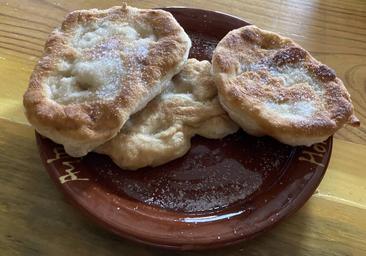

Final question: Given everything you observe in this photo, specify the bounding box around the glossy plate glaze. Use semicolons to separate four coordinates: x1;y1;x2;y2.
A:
36;8;333;250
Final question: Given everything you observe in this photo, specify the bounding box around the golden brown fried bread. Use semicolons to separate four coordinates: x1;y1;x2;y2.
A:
23;4;191;157
96;59;238;170
212;25;359;146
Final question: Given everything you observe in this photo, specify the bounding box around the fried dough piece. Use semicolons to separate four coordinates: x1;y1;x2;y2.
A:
23;4;191;156
212;25;359;146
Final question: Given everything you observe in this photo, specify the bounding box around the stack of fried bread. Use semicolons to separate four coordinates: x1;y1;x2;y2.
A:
23;4;359;170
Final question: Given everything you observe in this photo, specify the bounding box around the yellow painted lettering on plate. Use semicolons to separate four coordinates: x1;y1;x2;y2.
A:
59;160;89;184
47;147;68;164
298;141;327;167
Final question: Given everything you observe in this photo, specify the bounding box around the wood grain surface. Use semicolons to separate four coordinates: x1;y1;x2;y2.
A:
0;0;365;255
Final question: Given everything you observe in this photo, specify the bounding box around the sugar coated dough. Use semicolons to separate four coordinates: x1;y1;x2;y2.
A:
212;25;359;146
23;4;191;156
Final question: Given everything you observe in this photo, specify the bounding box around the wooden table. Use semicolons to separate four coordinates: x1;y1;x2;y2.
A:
1;0;365;255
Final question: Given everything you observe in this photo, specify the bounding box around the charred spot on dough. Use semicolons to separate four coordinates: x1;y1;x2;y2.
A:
349;115;360;127
261;38;280;49
240;27;261;44
316;65;336;82
306;63;336;82
273;46;307;66
241;26;291;50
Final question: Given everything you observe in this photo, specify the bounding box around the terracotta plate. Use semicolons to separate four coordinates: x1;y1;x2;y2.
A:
36;7;333;251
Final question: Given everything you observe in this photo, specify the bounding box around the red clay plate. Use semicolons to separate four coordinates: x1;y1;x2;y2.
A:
36;8;333;250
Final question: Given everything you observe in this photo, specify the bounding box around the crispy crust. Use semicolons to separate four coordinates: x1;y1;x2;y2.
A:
212;25;359;146
95;59;238;170
23;4;191;156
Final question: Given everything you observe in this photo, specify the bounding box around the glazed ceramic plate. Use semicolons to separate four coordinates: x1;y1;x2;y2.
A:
36;8;333;250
